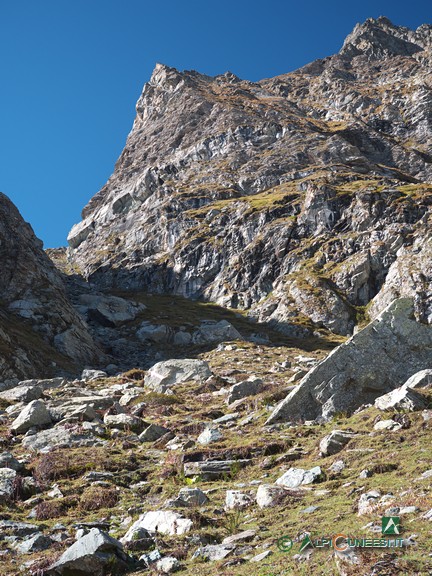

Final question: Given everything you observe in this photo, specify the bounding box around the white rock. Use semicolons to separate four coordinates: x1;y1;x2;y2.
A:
144;359;212;393
197;426;223;445
275;466;322;488
156;556;180;573
122;511;192;537
11;400;52;434
225;490;253;510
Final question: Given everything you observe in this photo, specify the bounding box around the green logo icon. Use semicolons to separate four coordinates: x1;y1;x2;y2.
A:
299;534;314;553
277;536;293;552
382;516;400;535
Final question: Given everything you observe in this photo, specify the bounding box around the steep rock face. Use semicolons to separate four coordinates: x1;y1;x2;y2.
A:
0;193;101;380
67;17;432;336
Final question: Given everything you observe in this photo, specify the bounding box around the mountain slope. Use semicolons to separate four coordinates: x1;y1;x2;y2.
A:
0;192;101;380
67;17;432;336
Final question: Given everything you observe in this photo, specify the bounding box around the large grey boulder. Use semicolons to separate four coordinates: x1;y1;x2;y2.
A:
78;294;144;327
374;386;427;411
47;528;132;575
267;299;432;424
0;451;23;471
192;320;242;344
22;425;102;453
11;400;52;434
0;385;43;403
319;430;356;457
144;359;212;393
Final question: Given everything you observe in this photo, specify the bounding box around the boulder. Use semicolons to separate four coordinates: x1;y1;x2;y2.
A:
15;533;52;554
22;425;102;453
319;430;356;457
0;385;43;403
103;413;145;432
183;459;251;480
81;369;108;381
374;386;428;411
227;377;263;405
374;419;402;431
193;544;235;562
267;299;432;424
122;511;192;537
197;426;223;445
47;528;132;575
177;487;208;507
192;320;242;344
144;359;212;393
275;466;323;488
79;294;144;327
139;423;171;442
0;451;23;471
11;400;52;434
136;322;171;343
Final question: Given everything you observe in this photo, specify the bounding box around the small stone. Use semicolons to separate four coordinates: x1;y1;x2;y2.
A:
222;529;256;545
329;460;345;474
250;550;272;562
225;490;253;510
319;430;356;456
156;556;180;573
197;426;223;445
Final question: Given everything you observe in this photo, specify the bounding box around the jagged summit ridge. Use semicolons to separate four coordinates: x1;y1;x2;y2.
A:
67;17;432;338
340;16;432;59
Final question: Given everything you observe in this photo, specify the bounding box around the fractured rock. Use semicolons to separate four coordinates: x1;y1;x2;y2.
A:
374;386;428;411
47;528;132;575
11;400;52;434
319;430;356;456
267;299;432;424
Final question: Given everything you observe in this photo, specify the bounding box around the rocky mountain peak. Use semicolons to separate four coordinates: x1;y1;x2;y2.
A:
340;16;428;60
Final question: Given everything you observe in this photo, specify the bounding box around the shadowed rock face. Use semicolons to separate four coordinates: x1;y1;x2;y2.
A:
66;16;432;336
266;298;432;424
0;192;101;380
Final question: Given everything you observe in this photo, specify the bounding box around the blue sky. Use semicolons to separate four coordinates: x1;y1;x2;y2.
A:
1;0;431;247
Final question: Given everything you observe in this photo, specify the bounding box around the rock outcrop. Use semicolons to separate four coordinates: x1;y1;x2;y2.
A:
66;17;432;337
0;192;101;380
266;298;432;424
